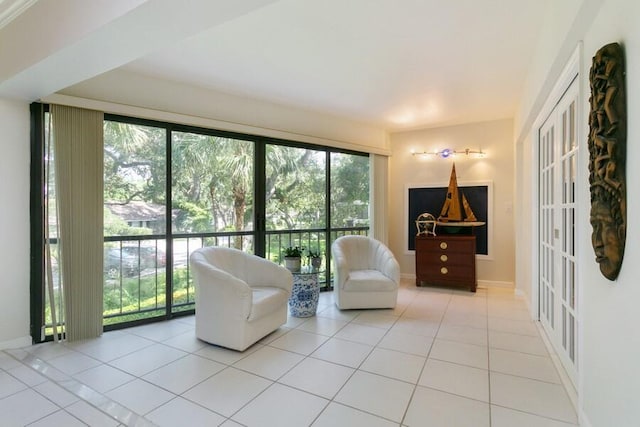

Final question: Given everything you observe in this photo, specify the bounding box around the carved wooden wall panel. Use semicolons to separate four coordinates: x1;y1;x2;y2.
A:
588;42;626;281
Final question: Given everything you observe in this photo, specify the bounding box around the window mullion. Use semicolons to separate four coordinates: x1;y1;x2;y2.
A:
254;140;266;257
165;126;173;318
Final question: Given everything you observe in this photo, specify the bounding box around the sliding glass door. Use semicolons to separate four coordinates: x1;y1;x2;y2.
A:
31;105;370;341
265;145;328;282
103;120;168;325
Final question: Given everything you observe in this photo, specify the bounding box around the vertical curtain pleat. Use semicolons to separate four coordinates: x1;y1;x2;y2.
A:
52;105;104;341
370;154;389;245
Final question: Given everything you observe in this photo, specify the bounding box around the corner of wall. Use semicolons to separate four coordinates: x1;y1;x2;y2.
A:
0;336;31;351
0;97;31;347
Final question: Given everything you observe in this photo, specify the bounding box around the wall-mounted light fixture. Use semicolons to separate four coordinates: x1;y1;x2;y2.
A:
412;147;486;159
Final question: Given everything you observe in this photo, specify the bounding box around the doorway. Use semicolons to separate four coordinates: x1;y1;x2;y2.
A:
538;76;579;387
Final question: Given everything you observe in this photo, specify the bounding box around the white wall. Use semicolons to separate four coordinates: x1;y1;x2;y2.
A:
580;2;640;425
515;0;640;425
514;0;587;136
389;119;515;286
0;98;31;349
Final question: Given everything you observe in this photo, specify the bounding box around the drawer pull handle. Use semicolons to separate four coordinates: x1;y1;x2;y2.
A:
440;254;448;262
440;267;448;275
440;242;448;250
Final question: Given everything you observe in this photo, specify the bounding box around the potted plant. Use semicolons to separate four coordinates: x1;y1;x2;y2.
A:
307;249;322;269
283;246;304;272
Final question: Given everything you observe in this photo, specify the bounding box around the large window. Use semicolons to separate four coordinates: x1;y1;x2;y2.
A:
32;106;370;340
103;120;167;324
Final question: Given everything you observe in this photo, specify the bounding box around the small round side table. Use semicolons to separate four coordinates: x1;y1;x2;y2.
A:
289;268;320;317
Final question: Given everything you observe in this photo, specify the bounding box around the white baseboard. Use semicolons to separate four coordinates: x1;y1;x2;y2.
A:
535;322;581;422
516;288;535;320
400;275;514;289
477;280;514;289
0;335;31;350
579;411;592;427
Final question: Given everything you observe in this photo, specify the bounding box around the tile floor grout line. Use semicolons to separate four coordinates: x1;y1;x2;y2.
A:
486;285;493;426
274;307;389;425
67;335;158;365
6;281;579;426
4;348;159;427
314;309;391;420
400;287;455;426
329;298;417;427
177;363;250;420
224;312;346;426
302;293;412;426
490;402;579;425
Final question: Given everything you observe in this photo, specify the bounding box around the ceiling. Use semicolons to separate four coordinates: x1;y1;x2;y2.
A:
1;0;550;132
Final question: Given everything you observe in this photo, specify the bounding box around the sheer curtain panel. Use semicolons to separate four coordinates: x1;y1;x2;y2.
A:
51;105;104;341
370;154;389;245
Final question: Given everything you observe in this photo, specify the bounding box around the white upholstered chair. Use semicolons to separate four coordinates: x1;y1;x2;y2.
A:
190;247;293;351
331;235;400;310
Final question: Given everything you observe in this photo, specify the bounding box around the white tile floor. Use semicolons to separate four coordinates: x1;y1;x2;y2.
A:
0;280;579;426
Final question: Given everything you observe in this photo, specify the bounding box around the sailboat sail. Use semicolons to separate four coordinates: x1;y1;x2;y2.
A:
438;163;462;221
461;191;477;222
438;163;477;222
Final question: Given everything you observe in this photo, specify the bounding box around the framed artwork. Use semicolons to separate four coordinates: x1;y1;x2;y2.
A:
405;181;493;258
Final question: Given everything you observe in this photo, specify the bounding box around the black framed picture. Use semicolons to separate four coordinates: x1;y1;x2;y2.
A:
406;182;492;257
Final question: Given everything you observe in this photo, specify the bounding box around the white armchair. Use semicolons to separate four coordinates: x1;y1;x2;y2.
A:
190;247;293;351
331;235;400;310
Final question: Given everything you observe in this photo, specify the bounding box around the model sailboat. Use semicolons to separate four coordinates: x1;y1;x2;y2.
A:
438;163;478;222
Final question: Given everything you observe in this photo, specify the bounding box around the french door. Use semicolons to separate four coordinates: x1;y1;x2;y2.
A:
538;77;579;386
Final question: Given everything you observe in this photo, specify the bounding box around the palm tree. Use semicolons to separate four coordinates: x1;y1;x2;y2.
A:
224;141;253;248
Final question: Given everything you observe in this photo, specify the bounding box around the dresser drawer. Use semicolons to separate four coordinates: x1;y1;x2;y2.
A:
415;234;477;292
416;238;475;254
418;263;475;281
417;251;473;266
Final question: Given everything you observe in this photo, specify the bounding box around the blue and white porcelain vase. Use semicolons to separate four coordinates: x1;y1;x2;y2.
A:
289;273;319;317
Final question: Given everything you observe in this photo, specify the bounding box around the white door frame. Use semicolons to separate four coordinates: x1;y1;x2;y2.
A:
530;44;583;390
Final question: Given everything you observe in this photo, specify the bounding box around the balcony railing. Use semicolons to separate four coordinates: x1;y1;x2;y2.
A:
45;227;369;332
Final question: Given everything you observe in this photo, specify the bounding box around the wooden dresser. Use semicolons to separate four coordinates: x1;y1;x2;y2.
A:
415;234;477;292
